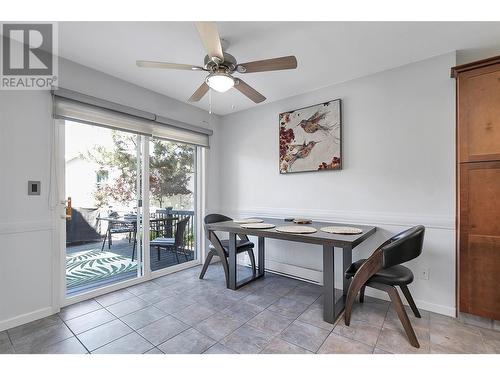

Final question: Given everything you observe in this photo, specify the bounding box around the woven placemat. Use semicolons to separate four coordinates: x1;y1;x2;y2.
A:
233;218;264;224
320;226;363;235
240;223;276;229
275;225;317;234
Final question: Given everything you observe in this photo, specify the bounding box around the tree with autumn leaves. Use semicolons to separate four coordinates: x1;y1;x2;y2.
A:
87;131;194;208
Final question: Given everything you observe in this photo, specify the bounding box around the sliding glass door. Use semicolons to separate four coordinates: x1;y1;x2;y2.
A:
148;138;197;272
62;120;201;297
64;121;144;296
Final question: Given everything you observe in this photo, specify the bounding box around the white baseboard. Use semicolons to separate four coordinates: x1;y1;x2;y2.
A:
0;306;56;332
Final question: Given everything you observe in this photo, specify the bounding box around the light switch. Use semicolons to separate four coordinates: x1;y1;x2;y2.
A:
28;181;41;195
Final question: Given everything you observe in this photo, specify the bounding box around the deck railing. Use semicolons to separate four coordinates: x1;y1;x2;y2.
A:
154;208;196;252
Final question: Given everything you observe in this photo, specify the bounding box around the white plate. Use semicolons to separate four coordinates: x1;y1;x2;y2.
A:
320;226;363;235
275;225;317;234
233;218;264;224
240;223;276;229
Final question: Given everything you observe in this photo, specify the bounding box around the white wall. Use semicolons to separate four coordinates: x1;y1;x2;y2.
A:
0;57;221;330
217;52;457;316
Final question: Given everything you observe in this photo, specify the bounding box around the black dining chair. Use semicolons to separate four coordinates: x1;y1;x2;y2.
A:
150;217;191;264
199;214;256;285
344;225;425;348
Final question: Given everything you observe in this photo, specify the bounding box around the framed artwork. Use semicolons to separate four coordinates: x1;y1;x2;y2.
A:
279;99;342;174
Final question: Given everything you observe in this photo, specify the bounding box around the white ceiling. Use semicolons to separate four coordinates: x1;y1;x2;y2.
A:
57;22;500;115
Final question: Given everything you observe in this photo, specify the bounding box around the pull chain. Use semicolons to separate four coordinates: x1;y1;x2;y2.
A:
208;87;212;114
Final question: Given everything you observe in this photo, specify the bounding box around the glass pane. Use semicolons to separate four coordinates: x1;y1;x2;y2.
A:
65;121;143;296
149;138;197;271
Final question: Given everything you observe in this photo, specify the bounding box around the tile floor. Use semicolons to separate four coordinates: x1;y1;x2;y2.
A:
1;264;499;354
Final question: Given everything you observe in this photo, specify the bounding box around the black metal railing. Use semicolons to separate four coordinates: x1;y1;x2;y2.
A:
154;208;196;251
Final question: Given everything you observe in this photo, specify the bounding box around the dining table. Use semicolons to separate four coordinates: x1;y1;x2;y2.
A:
204;217;377;324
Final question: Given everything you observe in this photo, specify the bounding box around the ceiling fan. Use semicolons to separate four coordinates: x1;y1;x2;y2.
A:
136;22;298;104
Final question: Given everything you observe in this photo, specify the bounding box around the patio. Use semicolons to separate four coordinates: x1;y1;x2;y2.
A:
66;234;195;296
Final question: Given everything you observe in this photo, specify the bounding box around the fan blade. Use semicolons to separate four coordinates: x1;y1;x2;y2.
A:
234;79;266;103
136;60;203;71
188;82;209;102
195;22;224;62
237;56;297;73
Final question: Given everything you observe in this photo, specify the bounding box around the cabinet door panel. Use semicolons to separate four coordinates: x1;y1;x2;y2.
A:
459;162;500;319
458;65;500;162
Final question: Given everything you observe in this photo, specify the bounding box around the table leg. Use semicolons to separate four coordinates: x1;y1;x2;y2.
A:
323;244;335;324
258;236;265;276
228;232;237;290
343;245;353;295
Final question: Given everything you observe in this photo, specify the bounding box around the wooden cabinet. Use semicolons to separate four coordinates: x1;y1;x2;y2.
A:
453;57;500;320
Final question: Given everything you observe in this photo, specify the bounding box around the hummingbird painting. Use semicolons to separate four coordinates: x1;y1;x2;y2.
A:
285;140;321;170
296;111;334;134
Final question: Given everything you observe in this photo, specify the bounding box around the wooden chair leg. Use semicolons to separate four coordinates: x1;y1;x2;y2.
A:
359;285;366;303
247;249;256;276
400;284;421;318
199;250;214;279
385;284;420;348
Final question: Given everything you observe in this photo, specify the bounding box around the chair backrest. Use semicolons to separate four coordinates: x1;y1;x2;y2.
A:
379;225;425;268
204;214;232;225
174;217;191;248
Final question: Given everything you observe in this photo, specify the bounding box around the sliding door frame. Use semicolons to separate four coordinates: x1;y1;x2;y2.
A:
54;120;204;308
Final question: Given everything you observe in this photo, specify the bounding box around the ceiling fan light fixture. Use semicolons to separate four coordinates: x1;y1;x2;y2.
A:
206;71;234;93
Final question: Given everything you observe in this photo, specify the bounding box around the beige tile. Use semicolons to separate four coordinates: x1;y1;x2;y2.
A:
77;319;132;351
120;306;167;330
247;309;294;334
430;313;486;354
318;333;373;354
92;332;153;354
144;347;163;354
94;289;135;307
106;297;150;317
333;319;381;347
221;324;274;354
158;328;215;354
203;343;237;354
297;306;335;331
349;302;389;327
242;291;281;308
261;337;312;354
221;301;264;322
35;337;88;354
137;316;188;346
280;320;330;353
376;326;429;354
11;320;73;353
268;297;310;319
153;295;197;314
59;299;102;321
194;313;244;341
171;304;217;325
65;309;115;334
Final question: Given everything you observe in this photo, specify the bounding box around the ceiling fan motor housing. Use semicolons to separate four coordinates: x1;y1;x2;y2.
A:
204;52;237;72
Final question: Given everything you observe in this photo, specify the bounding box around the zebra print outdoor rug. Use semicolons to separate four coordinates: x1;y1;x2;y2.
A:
66;249;137;289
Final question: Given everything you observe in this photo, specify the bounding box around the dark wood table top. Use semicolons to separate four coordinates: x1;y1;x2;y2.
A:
205;217;377;248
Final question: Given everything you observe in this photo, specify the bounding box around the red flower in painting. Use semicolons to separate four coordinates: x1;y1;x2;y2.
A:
318;156;341;170
279;125;295;159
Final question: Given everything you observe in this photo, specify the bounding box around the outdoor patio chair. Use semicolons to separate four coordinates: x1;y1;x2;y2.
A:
150;216;191;263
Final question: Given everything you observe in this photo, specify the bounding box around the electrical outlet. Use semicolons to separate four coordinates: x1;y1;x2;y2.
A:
419;268;430;280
